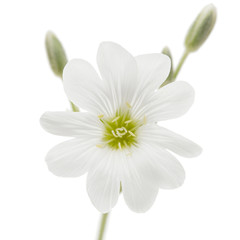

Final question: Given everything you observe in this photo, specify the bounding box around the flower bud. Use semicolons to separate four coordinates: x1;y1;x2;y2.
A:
185;4;217;52
160;46;174;87
45;31;67;77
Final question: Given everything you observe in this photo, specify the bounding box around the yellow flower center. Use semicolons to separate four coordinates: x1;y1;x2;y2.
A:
98;105;144;150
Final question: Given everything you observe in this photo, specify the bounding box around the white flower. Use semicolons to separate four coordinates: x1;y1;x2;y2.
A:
40;42;202;213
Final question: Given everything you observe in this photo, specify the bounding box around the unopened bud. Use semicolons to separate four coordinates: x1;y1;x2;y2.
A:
160;46;174;87
45;31;67;77
185;4;217;52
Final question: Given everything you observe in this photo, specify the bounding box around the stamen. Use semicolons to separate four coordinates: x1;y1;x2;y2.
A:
128;125;138;132
112;116;120;123
96;144;104;148
98;114;104;119
118;142;122;150
105;138;115;144
122;127;127;134
124;120;132;125
143;115;147;124
128;131;136;137
126;102;132;108
100;118;112;129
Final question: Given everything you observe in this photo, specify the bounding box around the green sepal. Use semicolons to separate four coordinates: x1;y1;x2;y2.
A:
160;46;174;87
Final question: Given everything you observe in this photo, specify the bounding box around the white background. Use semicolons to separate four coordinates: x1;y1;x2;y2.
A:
0;0;239;239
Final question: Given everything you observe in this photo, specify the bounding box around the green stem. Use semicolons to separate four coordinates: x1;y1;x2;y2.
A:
173;50;189;80
97;213;110;240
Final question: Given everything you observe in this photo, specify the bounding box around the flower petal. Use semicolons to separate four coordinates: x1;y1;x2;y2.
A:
45;138;97;177
135;81;194;122
40;111;102;137
87;149;121;213
97;42;138;108
122;180;158;213
63;59;111;114
143;144;185;189
140;124;202;157
135;53;171;92
120;150;159;212
121;144;185;212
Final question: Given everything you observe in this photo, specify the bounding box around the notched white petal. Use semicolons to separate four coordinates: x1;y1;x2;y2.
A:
140;125;202;158
141;81;195;122
40;111;102;137
63;59;107;114
135;53;171;92
87;150;121;213
127;144;186;190
97;42;138;105
122;182;159;213
120;150;160;213
147;145;186;189
45;138;96;177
